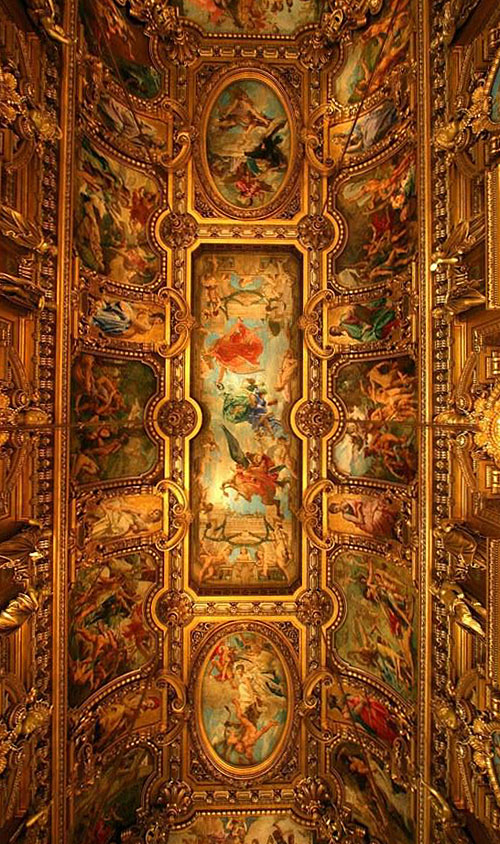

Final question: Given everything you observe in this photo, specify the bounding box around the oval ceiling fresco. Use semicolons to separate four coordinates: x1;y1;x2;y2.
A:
202;75;294;216
195;628;292;775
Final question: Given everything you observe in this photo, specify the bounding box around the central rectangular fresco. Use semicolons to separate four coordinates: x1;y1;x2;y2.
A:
190;247;302;593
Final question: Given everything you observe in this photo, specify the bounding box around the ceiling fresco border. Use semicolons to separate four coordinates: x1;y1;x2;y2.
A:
300;284;415;360
146;223;338;606
325;732;415;843
69;350;166;491
74;133;166;291
326;352;418;489
303;99;415;178
328;140;417;294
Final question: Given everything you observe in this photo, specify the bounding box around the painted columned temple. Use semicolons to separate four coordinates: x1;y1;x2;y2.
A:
2;0;500;841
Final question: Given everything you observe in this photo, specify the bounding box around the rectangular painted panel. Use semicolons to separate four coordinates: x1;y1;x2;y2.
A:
190;247;302;592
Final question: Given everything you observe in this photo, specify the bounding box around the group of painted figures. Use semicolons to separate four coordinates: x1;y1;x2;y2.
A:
190;251;300;588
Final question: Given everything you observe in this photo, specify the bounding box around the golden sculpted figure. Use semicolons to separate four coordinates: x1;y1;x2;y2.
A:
434;521;487;572
0;588;39;635
0;274;45;313
434;700;460;732
431;581;486;638
0;206;52;255
0;520;44;567
433;278;486;322
0;521;44;635
26;0;72;44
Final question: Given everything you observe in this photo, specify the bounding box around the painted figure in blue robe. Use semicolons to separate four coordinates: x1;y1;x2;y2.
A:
93;300;164;338
220;379;282;437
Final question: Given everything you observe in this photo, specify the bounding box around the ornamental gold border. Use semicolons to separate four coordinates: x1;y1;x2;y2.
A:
187;620;301;784
183;242;308;599
193;65;303;221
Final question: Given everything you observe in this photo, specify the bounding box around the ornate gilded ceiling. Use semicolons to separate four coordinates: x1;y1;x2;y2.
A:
2;0;500;842
60;0;420;839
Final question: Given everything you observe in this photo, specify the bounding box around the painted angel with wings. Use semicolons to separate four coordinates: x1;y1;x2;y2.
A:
220;425;287;516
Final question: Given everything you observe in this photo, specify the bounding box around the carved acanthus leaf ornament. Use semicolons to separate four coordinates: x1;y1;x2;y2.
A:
434;77;493;159
299;0;383;70
128;2;199;66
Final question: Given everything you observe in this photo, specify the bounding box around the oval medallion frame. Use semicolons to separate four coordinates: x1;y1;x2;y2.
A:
195;68;302;220
190;621;300;782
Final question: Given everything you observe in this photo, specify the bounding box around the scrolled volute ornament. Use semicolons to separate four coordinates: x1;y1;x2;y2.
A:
299;480;335;551
302;107;338;176
153;670;189;744
155;671;187;715
298;668;336;743
155;101;195;171
144;826;168;844
299;290;336;359
154;480;192;551
155;288;195;359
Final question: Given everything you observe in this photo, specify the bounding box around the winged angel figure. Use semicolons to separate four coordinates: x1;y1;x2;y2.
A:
220;425;288;516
